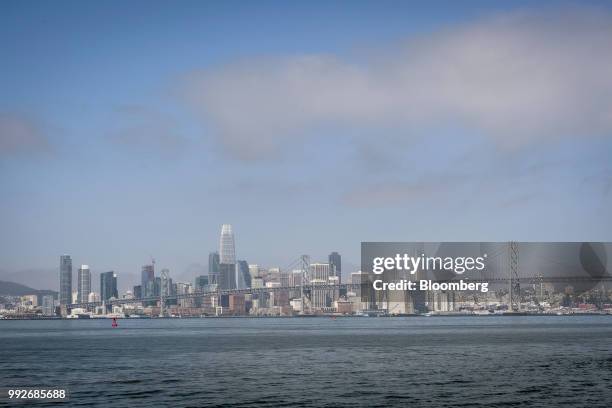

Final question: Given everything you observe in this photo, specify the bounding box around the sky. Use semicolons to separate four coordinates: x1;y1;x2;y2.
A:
1;0;611;291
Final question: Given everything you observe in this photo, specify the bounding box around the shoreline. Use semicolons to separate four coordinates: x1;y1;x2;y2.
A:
2;312;612;320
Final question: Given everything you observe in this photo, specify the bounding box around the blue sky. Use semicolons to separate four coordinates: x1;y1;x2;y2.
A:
1;0;611;291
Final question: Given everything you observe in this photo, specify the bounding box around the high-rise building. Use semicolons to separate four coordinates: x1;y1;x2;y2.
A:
219;264;236;290
42;295;55;316
77;265;91;303
160;269;172;297
289;269;303;287
100;271;118;301
248;264;261;280
309;263;332;282
219;224;236;264
133;285;142;299
236;260;251;289
195;275;209;290
141;264;155;297
329;252;341;283
208;252;220;285
176;282;193;308
218;224;237;290
309;263;334;311
59;255;72;305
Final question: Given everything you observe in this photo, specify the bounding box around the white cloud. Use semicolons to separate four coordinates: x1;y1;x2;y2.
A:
183;7;612;159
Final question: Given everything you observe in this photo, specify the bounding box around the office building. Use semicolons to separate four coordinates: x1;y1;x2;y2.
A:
195;275;209;290
59;255;72;305
218;224;237;290
77;265;91;303
208;251;220;285
329;252;341;283
100;271;118;301
236;260;251;289
309;263;332;282
141;264;155;297
42;295;55;316
219;224;236;264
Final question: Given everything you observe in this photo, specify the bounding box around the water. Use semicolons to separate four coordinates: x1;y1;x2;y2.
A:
1;316;612;407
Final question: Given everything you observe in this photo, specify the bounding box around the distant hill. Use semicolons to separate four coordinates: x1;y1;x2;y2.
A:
0;280;57;300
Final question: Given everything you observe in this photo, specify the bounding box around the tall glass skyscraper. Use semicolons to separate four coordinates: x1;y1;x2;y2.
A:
219;224;236;264
59;255;72;305
236;260;251;289
100;271;118;301
219;224;236;290
141;264;155;297
77;265;91;303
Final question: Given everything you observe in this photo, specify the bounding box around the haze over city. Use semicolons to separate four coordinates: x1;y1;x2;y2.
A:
1;0;611;292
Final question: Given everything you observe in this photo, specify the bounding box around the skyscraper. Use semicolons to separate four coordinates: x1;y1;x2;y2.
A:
77;265;91;303
218;224;237;290
141;264;155;297
59;255;72;305
329;252;341;283
219;224;236;264
219;264;237;290
42;295;55;316
100;271;118;301
236;260;251;289
208;251;220;285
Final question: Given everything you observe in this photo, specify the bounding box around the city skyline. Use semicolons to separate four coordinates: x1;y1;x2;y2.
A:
48;223;348;295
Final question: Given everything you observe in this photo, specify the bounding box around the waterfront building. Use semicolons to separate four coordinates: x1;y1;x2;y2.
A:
100;271;118;301
59;254;72;305
42;295;55;316
77;265;91;303
310;279;334;310
88;292;100;303
229;294;245;315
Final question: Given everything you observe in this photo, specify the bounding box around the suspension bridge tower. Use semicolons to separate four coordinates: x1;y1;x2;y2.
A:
300;255;311;314
509;241;521;312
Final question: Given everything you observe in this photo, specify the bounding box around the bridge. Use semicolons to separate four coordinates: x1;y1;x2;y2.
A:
67;283;360;309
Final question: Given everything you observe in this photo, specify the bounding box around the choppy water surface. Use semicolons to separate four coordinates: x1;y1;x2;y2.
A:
2;316;612;407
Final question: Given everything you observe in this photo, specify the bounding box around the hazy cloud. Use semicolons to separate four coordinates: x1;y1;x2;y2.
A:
0;113;50;156
183;7;612;159
110;105;188;156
